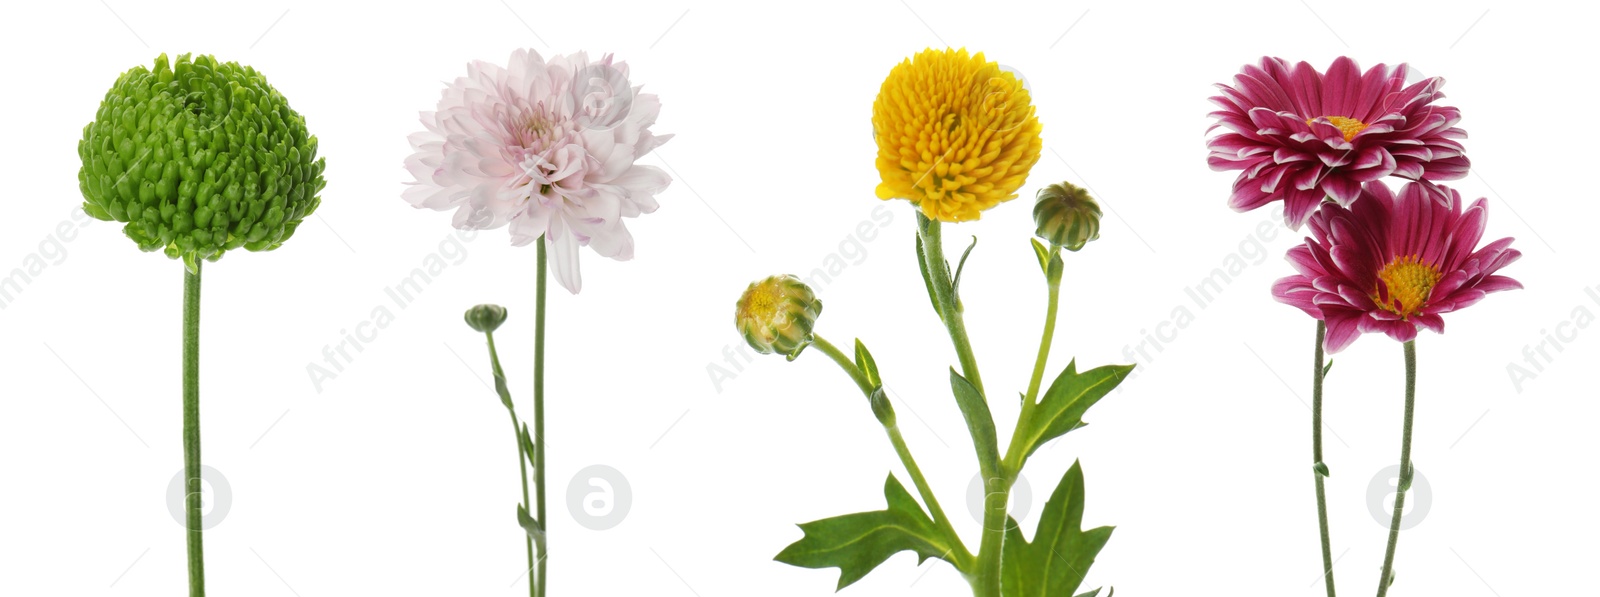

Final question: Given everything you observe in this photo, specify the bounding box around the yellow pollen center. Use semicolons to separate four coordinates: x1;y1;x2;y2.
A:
1307;116;1368;142
1373;255;1441;319
740;285;782;324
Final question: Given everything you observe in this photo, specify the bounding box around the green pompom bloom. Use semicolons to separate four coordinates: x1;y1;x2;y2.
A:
76;53;326;270
1033;182;1101;252
735;275;823;360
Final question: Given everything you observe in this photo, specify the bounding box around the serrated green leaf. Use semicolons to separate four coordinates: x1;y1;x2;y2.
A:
950;369;999;471
855;338;882;390
1000;461;1113;597
1014;360;1131;465
1030;238;1051;275
775;475;955;590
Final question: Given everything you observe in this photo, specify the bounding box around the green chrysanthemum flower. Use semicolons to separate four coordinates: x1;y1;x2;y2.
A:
77;53;326;270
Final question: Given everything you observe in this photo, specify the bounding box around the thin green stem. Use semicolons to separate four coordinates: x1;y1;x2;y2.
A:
1375;340;1417;597
811;335;873;395
488;332;536;597
1312;321;1335;597
182;263;204;597
917;216;986;400
1022;277;1061;408
1002;256;1062;477
532;241;549;597
810;334;974;572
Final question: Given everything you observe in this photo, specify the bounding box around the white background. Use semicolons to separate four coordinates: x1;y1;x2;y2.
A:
1;0;1594;595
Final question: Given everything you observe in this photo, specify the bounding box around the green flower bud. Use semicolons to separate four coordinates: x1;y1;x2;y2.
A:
1032;182;1101;252
77;53;327;269
735;275;822;360
464;304;509;334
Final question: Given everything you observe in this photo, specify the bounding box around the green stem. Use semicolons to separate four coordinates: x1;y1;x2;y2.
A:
1374;340;1417;597
488;332;536;597
182;263;204;597
533;241;549;597
810;334;974;572
1312;321;1335;597
917;216;986;400
916;216;1003;597
1001;254;1062;476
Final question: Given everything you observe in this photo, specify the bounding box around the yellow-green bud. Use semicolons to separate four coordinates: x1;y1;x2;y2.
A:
734;275;822;360
1032;182;1101;251
464;304;508;334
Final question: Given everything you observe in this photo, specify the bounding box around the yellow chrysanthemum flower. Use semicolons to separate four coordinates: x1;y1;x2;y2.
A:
872;48;1043;222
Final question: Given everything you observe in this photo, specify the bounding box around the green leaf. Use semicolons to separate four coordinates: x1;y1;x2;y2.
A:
950;369;999;471
1074;588;1111;597
1014;360;1131;465
1000;461;1113;597
1322;359;1334;377
775;475;955;590
520;423;536;468
516;503;545;543
1313;461;1330;477
951;235;977;295
915;232;943;322
1030;238;1051;275
855;338;882;390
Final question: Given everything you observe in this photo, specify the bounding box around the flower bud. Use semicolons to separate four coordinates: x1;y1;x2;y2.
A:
1032;182;1101;251
77;53;327;267
734;275;822;360
464;304;509;333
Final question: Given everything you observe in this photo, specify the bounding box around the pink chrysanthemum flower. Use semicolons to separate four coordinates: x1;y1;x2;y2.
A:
404;49;672;293
1273;182;1520;353
1208;56;1468;228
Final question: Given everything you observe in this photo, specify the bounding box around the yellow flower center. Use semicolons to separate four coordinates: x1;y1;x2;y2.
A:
1373;255;1441;319
1306;116;1368;142
738;282;782;326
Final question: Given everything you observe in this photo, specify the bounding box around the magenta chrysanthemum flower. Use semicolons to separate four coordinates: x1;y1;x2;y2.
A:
404;49;672;293
1272;182;1520;353
1208;56;1469;228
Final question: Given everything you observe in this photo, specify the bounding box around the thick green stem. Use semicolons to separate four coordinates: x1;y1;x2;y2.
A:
810;334;974;572
1312;322;1336;597
917;216;1003;597
533;241;549;597
182;263;204;596
1374;340;1417;597
917;216;986;400
488;331;536;597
